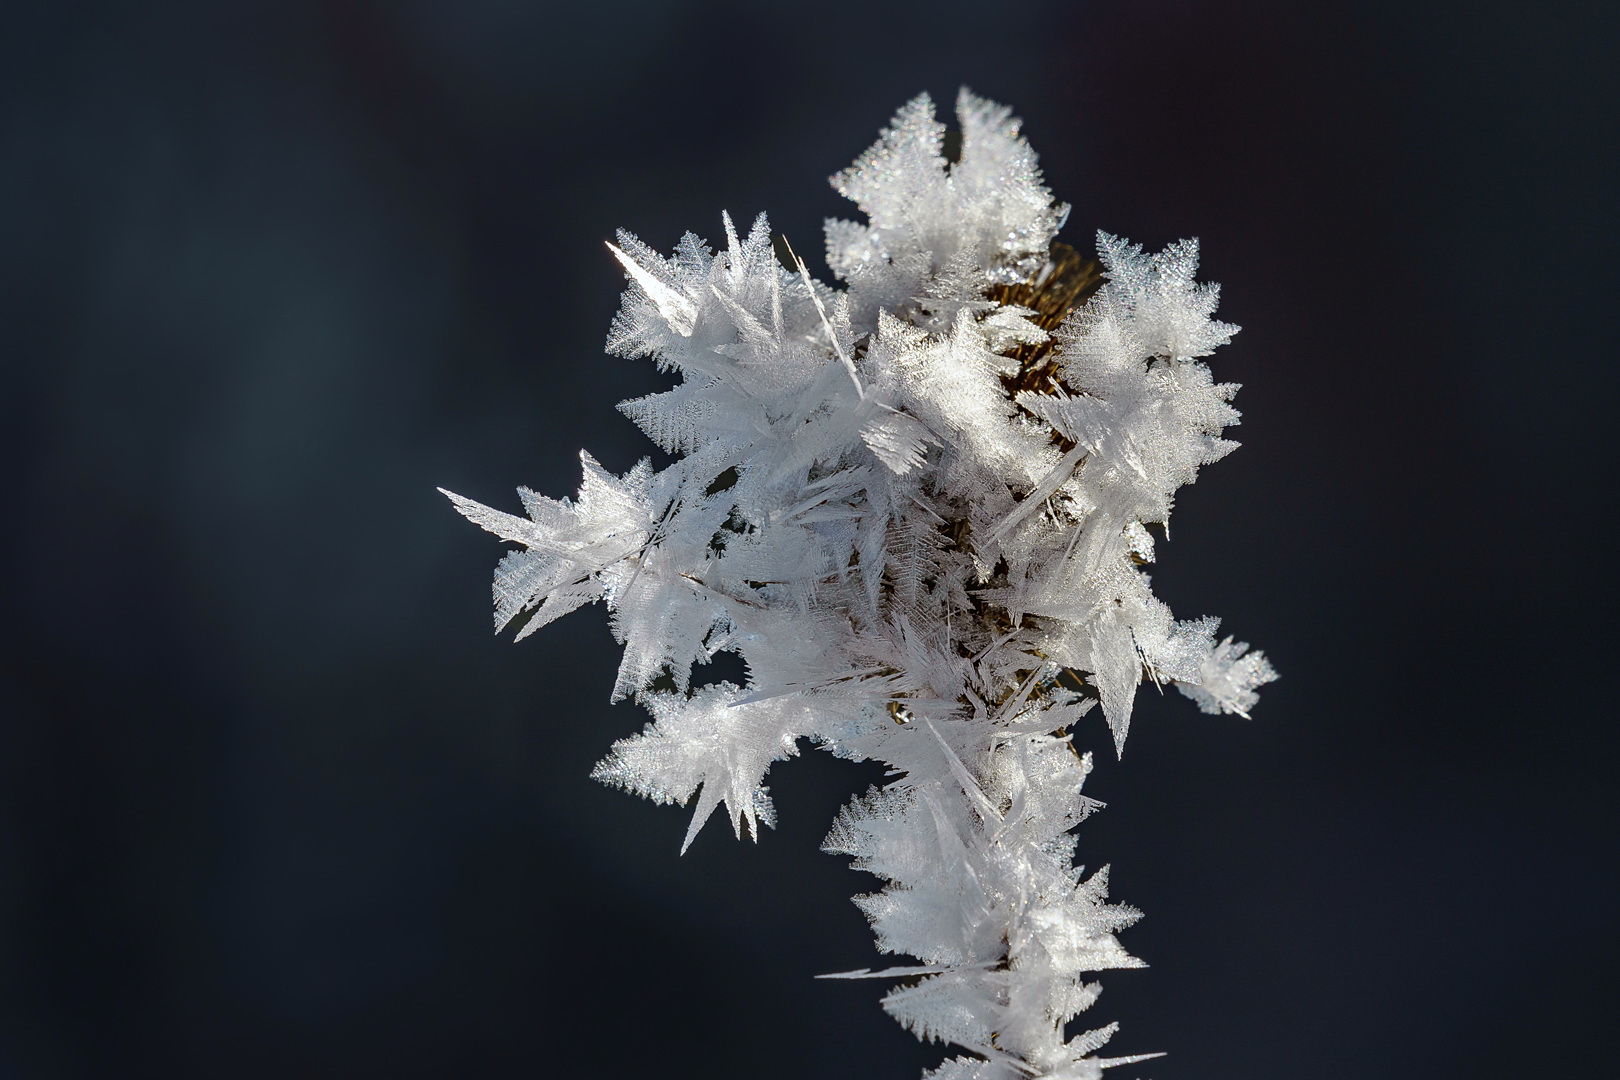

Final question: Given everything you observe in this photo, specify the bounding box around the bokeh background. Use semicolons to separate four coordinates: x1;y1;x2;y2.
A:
3;1;1616;1077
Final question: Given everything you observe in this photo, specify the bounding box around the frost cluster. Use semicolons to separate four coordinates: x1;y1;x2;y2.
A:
445;90;1275;1079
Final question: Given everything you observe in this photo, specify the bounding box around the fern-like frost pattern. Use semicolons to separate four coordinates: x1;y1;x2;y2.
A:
444;89;1274;1077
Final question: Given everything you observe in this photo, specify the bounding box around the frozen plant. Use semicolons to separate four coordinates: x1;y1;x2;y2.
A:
444;90;1276;1079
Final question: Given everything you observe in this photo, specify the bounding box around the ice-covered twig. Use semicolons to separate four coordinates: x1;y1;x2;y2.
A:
445;89;1275;1079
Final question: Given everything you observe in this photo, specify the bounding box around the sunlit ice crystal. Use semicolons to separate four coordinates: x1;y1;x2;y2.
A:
443;88;1276;1078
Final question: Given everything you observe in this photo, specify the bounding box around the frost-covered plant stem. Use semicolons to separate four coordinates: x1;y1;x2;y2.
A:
444;91;1275;1079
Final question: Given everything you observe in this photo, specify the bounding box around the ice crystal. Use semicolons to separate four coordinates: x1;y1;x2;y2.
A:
444;89;1275;1077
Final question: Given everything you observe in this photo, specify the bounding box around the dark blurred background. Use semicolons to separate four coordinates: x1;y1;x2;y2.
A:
2;1;1616;1077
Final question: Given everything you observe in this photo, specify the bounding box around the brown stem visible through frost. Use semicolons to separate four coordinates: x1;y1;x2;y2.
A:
993;241;1104;399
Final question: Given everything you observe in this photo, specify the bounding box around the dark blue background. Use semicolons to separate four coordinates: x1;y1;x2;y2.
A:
3;1;1615;1077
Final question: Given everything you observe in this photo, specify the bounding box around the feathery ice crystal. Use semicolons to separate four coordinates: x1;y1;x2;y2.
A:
444;90;1276;1079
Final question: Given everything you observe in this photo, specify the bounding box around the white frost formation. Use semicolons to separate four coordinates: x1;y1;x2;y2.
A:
444;90;1275;1079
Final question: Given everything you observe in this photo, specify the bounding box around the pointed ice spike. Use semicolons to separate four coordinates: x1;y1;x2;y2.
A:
438;487;546;545
606;241;697;336
784;236;862;394
721;209;742;280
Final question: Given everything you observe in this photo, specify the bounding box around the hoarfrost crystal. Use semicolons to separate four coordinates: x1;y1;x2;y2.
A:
444;90;1275;1077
